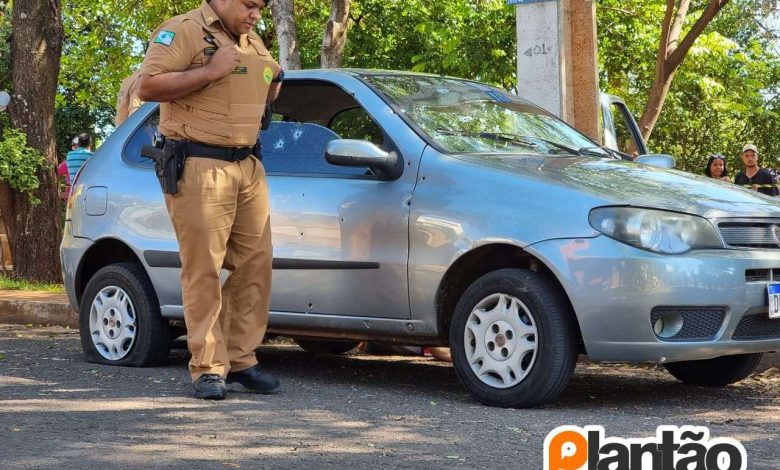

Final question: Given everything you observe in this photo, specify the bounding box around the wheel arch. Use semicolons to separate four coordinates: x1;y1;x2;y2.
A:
435;243;583;350
75;238;145;307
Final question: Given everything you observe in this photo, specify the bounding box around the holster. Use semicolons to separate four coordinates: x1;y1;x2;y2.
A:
141;139;186;195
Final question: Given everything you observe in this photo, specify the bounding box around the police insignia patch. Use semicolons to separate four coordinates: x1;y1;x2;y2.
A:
155;30;176;46
263;66;273;84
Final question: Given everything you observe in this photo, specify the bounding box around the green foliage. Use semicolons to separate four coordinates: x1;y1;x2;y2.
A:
598;0;780;173
0;3;11;92
51;0;780;178
0;125;46;203
289;0;516;88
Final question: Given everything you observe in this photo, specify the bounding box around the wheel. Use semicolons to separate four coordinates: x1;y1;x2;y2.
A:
79;263;171;366
294;338;360;355
664;353;763;386
449;268;577;408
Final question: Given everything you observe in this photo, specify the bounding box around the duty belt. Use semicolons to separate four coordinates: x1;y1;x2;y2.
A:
175;140;257;162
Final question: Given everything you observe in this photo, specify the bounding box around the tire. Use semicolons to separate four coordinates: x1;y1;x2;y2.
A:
79;263;171;366
449;268;577;408
295;339;360;355
664;353;763;386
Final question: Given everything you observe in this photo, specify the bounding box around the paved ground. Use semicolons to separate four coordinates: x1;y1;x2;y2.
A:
1;324;779;469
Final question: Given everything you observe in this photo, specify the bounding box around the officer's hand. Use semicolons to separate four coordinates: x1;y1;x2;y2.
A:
208;46;241;79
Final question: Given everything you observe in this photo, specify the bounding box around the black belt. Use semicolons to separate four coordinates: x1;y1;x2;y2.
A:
173;140;257;162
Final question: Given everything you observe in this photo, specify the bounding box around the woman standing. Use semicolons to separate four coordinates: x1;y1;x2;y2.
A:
705;154;730;182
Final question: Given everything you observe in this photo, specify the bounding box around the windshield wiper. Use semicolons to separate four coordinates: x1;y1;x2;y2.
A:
435;128;539;148
576;145;613;158
435;129;609;157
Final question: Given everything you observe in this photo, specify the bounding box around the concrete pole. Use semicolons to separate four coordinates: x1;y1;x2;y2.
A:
562;0;600;141
514;0;600;141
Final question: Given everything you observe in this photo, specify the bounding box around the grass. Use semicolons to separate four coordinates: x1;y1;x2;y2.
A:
0;276;65;293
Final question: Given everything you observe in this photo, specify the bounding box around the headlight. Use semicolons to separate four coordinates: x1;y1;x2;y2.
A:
589;207;723;254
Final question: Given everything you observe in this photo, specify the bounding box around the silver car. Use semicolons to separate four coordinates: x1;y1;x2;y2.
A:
62;70;780;408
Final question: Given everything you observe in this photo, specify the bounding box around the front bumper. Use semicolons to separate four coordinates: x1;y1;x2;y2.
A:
530;235;780;362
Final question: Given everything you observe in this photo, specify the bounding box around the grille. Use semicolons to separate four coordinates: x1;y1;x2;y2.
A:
745;269;780;282
733;314;780;340
650;308;725;341
718;221;780;249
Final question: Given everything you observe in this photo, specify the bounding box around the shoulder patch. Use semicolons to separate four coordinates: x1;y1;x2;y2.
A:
154;30;176;46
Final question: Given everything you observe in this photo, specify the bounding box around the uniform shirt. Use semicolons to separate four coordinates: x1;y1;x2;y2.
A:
139;0;281;147
733;168;779;196
66;147;93;183
115;70;144;127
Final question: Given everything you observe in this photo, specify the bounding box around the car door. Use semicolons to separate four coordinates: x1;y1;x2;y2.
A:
263;77;418;319
600;93;648;158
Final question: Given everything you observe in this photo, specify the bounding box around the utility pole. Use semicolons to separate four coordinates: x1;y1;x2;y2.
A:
510;0;600;141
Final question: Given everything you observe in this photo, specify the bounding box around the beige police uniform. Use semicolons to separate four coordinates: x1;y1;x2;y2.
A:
140;0;281;381
115;70;144;127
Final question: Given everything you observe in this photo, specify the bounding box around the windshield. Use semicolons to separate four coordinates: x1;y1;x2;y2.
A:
362;74;604;156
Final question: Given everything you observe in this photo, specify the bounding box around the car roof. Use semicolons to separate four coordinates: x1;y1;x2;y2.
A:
285;68;466;81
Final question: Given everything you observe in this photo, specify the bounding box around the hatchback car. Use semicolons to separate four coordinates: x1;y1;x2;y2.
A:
62;70;780;407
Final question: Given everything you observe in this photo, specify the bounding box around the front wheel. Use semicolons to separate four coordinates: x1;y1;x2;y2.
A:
449;269;577;408
663;353;763;386
79;263;171;366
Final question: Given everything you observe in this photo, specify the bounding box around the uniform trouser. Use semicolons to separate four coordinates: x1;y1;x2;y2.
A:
165;155;272;382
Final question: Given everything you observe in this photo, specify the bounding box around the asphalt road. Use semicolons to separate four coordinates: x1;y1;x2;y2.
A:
0;324;778;469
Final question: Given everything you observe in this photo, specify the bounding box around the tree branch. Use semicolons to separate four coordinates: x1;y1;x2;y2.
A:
658;0;677;67
668;0;729;69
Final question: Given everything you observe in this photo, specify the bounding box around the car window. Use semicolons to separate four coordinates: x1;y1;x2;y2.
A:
261;122;367;175
363;74;599;156
329;108;384;145
263;80;386;177
122;110;159;168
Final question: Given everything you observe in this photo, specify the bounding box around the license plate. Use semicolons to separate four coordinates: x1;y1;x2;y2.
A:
769;283;780;319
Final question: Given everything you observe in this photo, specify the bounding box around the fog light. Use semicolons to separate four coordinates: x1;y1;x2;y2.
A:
653;312;684;338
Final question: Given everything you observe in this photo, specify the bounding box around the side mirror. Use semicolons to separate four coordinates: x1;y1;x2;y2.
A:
325;139;403;180
635;153;676;169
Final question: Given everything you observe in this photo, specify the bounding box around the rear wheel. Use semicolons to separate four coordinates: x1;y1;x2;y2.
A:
79;263;171;366
295;338;360;355
664;353;763;386
449;269;577;408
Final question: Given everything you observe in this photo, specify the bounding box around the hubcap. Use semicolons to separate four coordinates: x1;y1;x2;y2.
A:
89;286;137;361
463;293;538;389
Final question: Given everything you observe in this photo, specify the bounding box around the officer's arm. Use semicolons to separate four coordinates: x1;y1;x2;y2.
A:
139;45;241;102
138;67;217;103
267;82;281;103
138;21;241;103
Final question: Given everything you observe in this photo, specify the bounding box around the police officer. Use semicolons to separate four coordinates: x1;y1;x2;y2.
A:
138;0;282;400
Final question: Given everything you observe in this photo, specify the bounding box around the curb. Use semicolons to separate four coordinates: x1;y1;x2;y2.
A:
0;292;78;329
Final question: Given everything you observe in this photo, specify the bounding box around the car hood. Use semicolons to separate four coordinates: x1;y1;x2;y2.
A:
453;153;780;219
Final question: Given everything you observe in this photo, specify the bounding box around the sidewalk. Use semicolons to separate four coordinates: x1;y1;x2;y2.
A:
0;288;777;371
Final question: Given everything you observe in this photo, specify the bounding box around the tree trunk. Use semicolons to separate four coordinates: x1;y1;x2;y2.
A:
271;0;301;70
1;0;64;282
638;0;728;142
320;0;351;68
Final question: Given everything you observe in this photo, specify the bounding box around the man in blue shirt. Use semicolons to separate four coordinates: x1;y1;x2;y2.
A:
65;133;93;183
